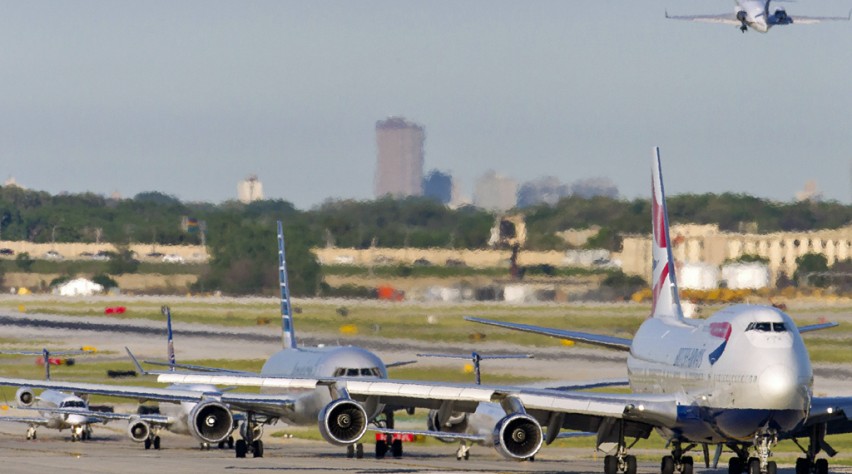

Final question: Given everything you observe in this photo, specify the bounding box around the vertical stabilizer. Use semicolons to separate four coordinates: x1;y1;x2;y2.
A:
278;221;297;349
162;306;176;371
650;147;684;319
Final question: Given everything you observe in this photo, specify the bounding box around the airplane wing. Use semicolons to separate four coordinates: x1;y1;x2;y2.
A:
664;11;742;25
799;322;839;333
17;406;172;425
0;377;298;418
156;372;677;435
0;415;51;426
373;427;486;442
787;10;852;24
464;316;632;351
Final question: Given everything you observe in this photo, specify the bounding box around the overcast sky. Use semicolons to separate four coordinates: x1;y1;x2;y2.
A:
2;1;851;209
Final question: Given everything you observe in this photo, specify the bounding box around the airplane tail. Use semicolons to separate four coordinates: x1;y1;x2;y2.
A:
278;221;297;349
162;306;176;371
650;147;684;320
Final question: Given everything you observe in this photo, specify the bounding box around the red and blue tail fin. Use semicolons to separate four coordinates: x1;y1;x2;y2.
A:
650;147;684;320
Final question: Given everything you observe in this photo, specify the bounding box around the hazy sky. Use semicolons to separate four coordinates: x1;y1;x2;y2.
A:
2;1;851;209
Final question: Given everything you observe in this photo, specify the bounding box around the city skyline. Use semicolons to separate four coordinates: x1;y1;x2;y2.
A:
1;1;851;209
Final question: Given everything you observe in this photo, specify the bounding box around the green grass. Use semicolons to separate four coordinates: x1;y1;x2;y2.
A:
0;259;207;276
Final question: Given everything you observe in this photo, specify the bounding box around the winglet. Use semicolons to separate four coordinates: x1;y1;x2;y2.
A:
650;147;684;320
278;221;297;349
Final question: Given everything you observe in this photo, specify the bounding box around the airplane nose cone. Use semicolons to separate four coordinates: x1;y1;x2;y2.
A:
758;364;797;406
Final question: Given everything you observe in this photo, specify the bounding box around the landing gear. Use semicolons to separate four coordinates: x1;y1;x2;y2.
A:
792;424;834;474
218;436;234;449
200;442;210;450
26;426;37;441
601;421;638;474
456;441;471;461
235;412;264;459
372;408;402;460
71;426;84;442
660;441;694;474
153;435;161;450
376;439;387;459
347;443;364;459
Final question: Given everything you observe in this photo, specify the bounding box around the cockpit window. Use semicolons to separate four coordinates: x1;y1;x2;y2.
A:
746;322;787;332
61;400;86;408
335;367;382;377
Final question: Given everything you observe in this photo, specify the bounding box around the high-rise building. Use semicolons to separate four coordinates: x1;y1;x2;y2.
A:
374;117;425;198
473;170;517;212
422;169;453;204
237;175;264;203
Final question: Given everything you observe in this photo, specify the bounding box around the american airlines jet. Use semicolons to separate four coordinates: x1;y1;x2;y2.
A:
666;0;851;32
151;148;852;474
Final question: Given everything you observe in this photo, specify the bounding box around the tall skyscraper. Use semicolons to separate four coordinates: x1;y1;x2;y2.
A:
374;117;425;198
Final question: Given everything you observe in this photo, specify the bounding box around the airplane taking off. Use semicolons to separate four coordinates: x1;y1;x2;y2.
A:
666;0;851;32
0;222;404;459
151;148;852;474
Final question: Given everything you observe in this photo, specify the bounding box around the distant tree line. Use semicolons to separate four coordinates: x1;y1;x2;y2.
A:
3;184;852;295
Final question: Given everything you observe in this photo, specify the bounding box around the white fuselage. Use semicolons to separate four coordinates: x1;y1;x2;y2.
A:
34;390;95;430
737;0;773;32
258;346;387;425
628;304;811;442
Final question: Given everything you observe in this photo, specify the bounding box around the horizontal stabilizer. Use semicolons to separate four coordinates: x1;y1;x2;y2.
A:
799;322;839;333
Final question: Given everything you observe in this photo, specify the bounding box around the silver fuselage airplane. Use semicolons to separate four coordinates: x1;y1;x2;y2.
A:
666;0;851;33
2;388;100;441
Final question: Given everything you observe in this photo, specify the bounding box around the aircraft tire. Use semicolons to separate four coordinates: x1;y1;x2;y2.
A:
625;455;637;474
228;436;234;449
153;436;161;450
235;439;248;458
682;456;694;474
605;455;619;474
815;459;829;474
375;439;387;459
766;461;777;474
795;458;810;474
144;438;152;450
661;455;675;474
748;458;760;474
729;457;743;474
347;444;355;458
252;440;263;458
391;439;403;458
356;443;364;459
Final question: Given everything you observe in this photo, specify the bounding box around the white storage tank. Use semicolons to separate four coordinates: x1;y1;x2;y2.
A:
722;262;771;289
679;263;720;290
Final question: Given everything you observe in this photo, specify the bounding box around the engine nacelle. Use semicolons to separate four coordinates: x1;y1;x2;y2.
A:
16;387;35;407
492;413;543;460
736;10;748;22
127;419;151;442
427;409;469;442
318;399;368;446
188;401;234;444
239;421;263;440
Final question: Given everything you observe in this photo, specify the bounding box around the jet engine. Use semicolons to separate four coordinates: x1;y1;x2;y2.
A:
427;409;469;442
239;421;263;440
318;399;368;446
15;387;35;407
492;413;543;460
127;419;151;442
188;401;234;444
736;10;748;22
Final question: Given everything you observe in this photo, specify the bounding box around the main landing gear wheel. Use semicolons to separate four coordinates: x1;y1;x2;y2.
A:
662;455;675;474
144;438;152;450
252;440;263;458
356;443;364;459
235;439;248;458
391;439;403;458
26;427;37;441
153;436;161;450
375;439;387;459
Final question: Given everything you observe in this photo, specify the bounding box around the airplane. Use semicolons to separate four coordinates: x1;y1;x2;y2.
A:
665;0;851;33
0;348;104;441
114;306;241;451
147;148;852;474
0;221;410;459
